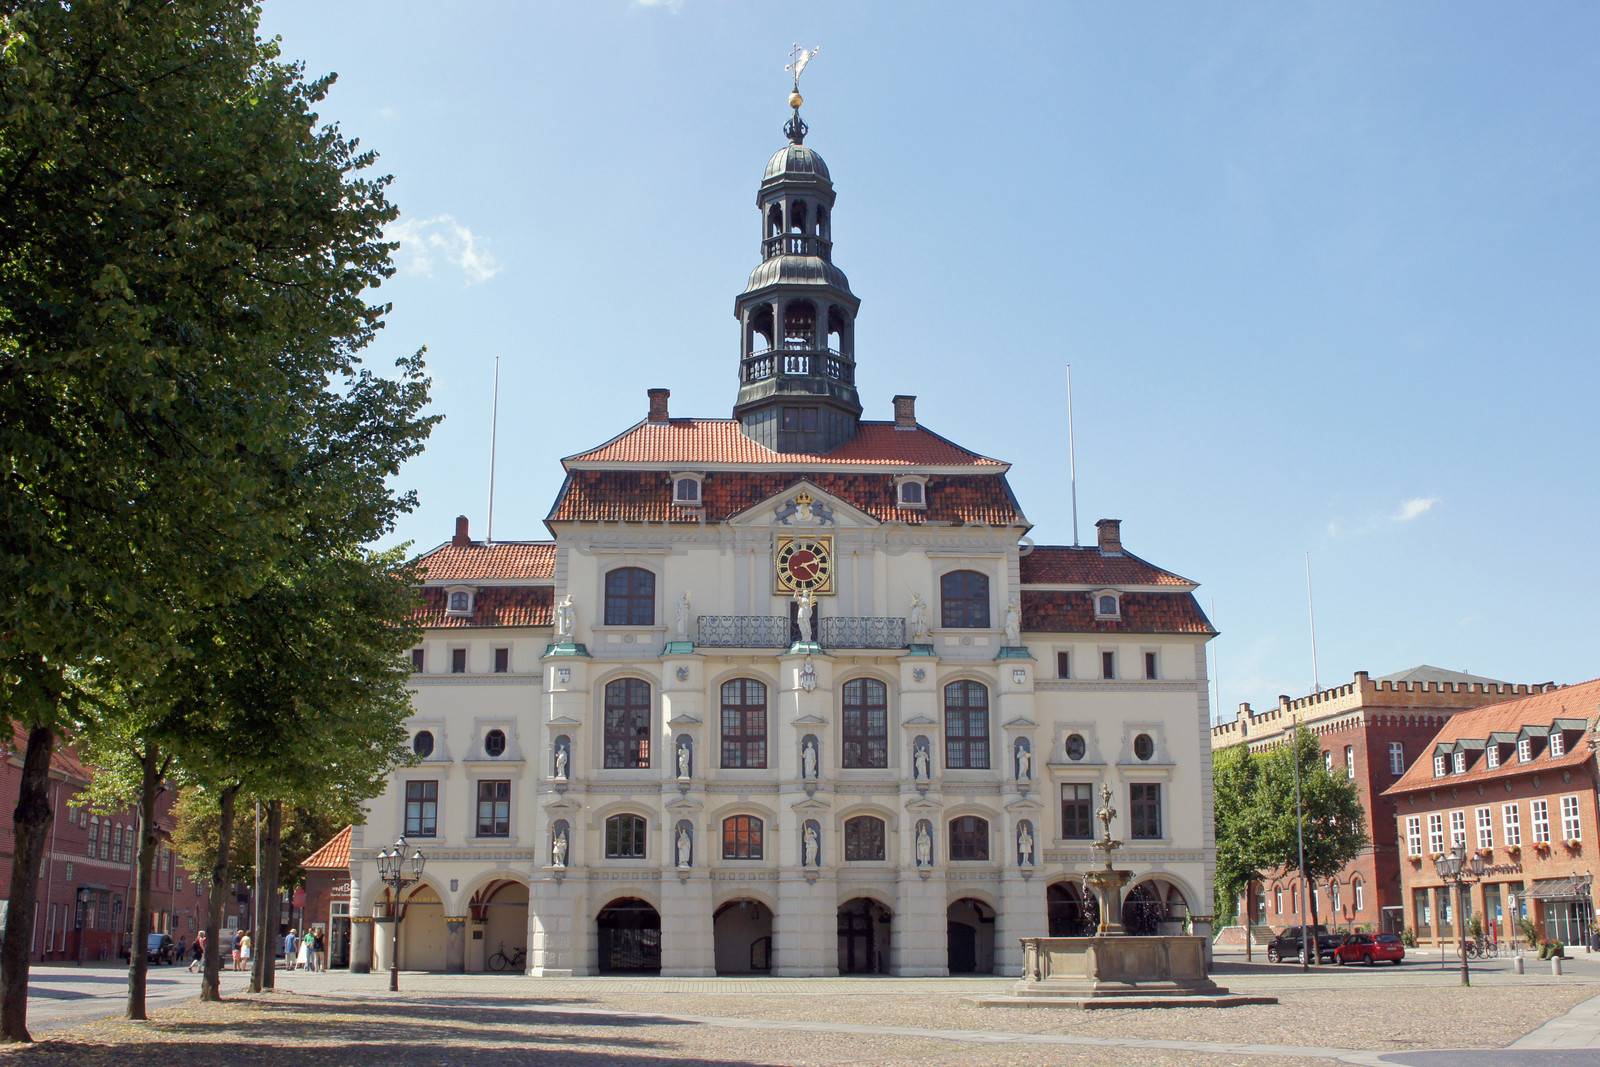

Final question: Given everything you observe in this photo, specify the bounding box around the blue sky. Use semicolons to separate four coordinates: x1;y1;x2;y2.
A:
261;1;1599;715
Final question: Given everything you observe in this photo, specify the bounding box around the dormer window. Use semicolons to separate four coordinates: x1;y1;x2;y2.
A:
1517;738;1532;763
1452;751;1466;774
894;475;928;509
1093;590;1121;619
1549;731;1565;758
1433;754;1446;778
445;587;474;617
1486;745;1500;769
672;473;703;506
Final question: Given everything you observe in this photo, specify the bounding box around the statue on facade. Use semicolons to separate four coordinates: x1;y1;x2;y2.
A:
555;594;576;639
1015;742;1031;781
802;738;818;780
794;588;814;644
908;592;930;642
1018;823;1034;866
554;744;568;780
803;824;820;868
913;742;930;781
915;822;933;867
1004;596;1020;646
677;740;691;779
675;590;691;640
676;826;692;868
551;828;568;868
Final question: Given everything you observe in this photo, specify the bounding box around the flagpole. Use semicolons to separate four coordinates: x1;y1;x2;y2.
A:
1305;551;1321;694
1067;364;1079;547
486;356;500;544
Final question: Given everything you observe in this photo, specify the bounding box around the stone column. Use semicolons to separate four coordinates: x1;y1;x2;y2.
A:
774;870;838;976
893;868;949;976
528;871;584;976
660;870;715;976
372;916;395;972
349;916;374;974
994;869;1045;976
444;916;467;974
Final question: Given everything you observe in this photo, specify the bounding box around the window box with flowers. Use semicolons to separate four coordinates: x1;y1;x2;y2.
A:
1506;843;1521;856
1533;840;1552;855
1431;852;1445;863
1476;846;1494;858
1563;838;1582;851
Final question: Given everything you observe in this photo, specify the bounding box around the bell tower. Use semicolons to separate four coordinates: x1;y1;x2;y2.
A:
734;55;862;454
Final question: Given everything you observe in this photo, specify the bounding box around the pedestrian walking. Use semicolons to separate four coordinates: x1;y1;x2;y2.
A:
240;931;252;970
189;930;207;973
297;927;313;971
232;928;244;971
314;929;327;972
284;928;298;970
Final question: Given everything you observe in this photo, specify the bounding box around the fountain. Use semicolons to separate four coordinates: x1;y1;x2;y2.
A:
975;785;1276;1009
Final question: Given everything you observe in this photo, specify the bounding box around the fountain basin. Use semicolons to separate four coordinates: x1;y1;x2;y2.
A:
971;936;1277;1009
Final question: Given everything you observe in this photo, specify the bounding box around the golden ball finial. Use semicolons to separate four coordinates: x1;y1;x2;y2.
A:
789;91;804;110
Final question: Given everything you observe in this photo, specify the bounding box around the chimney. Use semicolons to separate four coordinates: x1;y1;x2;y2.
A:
1095;518;1123;555
892;394;917;429
647;388;670;423
452;515;471;547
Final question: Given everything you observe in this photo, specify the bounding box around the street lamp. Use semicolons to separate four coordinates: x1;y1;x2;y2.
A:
1434;842;1485;987
375;837;425;992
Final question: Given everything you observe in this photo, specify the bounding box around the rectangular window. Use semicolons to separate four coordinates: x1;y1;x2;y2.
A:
844;817;886;862
1274;886;1283;914
1452;751;1465;774
841;679;888;769
476;780;510;837
1144;651;1158;680
1550;732;1566;757
1486;745;1500;769
605;816;647;859
493;647;510;674
1406;815;1422;857
1531;798;1550;843
404;781;438;838
1061;784;1094;839
1518;738;1532;762
943;681;990;770
1433;754;1446;777
1056;651;1070;679
1428;812;1444;854
1389;741;1404;775
1450;809;1466;849
1345;745;1355;779
1476;806;1493;849
1101;651;1115;680
948;816;990;861
410;648;424;672
1324;751;1333;774
1437;887;1454;934
1413;888;1430;929
450;648;467;674
1561;795;1581;841
1130;783;1161;840
1502;802;1521;846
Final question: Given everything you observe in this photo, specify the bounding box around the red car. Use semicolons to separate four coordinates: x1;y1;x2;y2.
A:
1334;933;1405;966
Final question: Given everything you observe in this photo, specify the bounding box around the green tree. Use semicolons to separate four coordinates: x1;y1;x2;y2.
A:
1211;743;1259;926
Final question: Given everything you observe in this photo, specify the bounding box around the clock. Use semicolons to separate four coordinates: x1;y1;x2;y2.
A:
774;535;834;595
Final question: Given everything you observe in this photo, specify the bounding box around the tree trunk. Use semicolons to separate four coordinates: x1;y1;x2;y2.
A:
250;800;282;993
0;726;55;1043
126;743;160;1020
200;784;239;1002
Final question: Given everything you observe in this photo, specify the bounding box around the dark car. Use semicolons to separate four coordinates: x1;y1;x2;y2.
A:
146;932;178;965
1333;932;1405;966
1266;925;1340;963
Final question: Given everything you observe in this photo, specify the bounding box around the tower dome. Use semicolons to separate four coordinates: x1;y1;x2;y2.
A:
764;143;831;185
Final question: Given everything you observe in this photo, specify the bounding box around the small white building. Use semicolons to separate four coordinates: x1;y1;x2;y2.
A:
350;98;1218;978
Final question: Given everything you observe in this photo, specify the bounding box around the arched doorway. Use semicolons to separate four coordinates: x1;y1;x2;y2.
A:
836;898;891;975
1047;880;1096;936
397;883;447;971
596;898;661;974
471;880;528;972
713;899;774;975
1123;879;1189;935
946;898;995;974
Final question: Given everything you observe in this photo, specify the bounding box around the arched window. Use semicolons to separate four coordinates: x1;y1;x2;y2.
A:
721;815;764;860
943;681;990;770
604;567;655;626
841;678;888;769
1353;877;1364;912
88;817;99;858
603;679;652;768
447;590;471;613
604;814;648;859
844;816;886;862
949;816;990;861
720;678;768;769
940;571;990;629
1096;593;1119;617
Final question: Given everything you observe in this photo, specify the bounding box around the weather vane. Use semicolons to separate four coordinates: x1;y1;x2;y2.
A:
783;44;820;144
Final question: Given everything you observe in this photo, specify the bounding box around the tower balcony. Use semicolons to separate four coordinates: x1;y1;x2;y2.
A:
741;345;854;385
761;233;833;261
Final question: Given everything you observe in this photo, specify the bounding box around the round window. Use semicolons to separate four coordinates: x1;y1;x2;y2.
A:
484;729;507;758
1134;733;1154;761
1065;734;1087;761
412;730;434;758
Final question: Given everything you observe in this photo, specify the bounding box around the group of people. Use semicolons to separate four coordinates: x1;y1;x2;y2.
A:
175;925;326;972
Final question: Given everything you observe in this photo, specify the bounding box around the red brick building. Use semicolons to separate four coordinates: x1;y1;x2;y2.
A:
300;825;353;968
1384;678;1599;949
0;733;207;962
1212;667;1553;938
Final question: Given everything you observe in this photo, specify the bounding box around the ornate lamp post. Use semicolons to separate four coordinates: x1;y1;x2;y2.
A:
375;837;425;992
1434;842;1485;986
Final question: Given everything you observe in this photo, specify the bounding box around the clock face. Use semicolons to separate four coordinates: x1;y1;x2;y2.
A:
775;536;834;594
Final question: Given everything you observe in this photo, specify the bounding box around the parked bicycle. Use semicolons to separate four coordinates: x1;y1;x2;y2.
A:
1458;935;1497;960
487;942;527;972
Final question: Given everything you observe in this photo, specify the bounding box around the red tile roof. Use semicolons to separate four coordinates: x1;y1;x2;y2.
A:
548;470;1025;526
564;419;1006;469
301;825;352;871
1384;678;1600;795
414;541;555;582
1021;591;1216;635
1021;546;1194;587
411;586;554;629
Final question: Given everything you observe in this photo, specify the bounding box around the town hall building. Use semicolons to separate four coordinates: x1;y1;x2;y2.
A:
345;89;1220;977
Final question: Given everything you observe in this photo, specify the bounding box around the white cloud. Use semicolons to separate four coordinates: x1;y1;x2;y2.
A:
386;214;501;285
634;0;684;11
1393;497;1439;523
378;105;399;120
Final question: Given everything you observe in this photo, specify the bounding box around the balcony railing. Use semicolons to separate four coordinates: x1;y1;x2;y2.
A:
762;234;833;260
819;616;906;649
695;615;907;650
741;348;854;385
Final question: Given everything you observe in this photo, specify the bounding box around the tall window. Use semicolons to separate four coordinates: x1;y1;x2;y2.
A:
940;571;990;629
1101;651;1116;679
948;816;990;861
1056;651;1070;679
1476;806;1493;849
450;648;467;674
1130;783;1162;839
1550;732;1566;757
1427;813;1443;854
1531;799;1550;843
1449;810;1466;849
841;679;888;769
721;815;764;859
1344;745;1355;778
1389;741;1404;775
943;681;990;769
1433;754;1446;777
604;567;655;626
844;816;886;861
1330;880;1341;912
88;817;99;858
410;648;425;672
1353;878;1364;913
1517;738;1532;762
1561;795;1581;841
1144;651;1158;680
404;781;438;837
1406;815;1422;857
720;678;768;769
1502;802;1522;846
476;780;510;837
1452;751;1466;774
1487;745;1500;769
1062;784;1094;839
603;679;652;768
605;814;647;858
493;647;510;673
1274;886;1283;914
